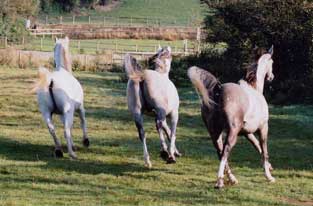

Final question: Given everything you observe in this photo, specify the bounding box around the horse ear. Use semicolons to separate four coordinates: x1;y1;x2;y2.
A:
55;37;58;42
65;36;69;42
157;44;162;53
166;46;172;54
268;45;274;56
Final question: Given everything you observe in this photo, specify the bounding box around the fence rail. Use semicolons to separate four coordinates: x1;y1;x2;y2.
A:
0;36;200;65
36;15;201;28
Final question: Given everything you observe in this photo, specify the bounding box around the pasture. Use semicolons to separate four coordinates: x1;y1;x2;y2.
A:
42;0;205;26
0;67;312;205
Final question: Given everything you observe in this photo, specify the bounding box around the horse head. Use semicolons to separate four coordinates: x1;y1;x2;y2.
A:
150;46;172;75
54;36;72;73
258;45;274;82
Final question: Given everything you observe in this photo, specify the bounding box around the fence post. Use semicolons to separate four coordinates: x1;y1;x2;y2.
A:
103;16;106;25
88;16;91;24
72;16;75;24
18;51;21;66
78;40;80;51
135;44;138;52
184;39;188;55
60;16;63;24
146;17;149;26
96;41;99;52
130;17;133;27
40;38;43;51
22;36;25;49
115;42;118;52
45;15;48;25
4;36;7;48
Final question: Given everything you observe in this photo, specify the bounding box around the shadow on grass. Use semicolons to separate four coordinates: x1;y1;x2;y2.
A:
0;135;165;176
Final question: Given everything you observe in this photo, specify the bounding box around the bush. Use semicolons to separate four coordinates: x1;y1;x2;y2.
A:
199;0;313;104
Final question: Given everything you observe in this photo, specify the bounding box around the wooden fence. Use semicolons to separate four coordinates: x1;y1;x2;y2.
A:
36;15;200;28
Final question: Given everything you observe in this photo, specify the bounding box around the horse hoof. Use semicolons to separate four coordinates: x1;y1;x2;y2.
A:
166;156;176;164
55;149;63;158
268;177;276;183
145;162;152;169
228;174;239;185
83;138;90;147
215;178;224;189
72;146;78;151
69;153;77;160
160;150;169;160
174;150;182;157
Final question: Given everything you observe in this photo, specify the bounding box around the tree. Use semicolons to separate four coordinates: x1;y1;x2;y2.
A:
200;0;313;104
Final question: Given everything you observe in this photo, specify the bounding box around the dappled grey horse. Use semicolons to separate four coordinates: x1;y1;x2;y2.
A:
188;46;275;188
33;37;89;159
124;46;181;168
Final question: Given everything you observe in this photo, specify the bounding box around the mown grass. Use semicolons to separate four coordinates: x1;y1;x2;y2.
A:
25;38;196;54
0;67;312;206
41;0;206;27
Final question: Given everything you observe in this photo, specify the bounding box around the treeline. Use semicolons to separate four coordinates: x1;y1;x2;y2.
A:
171;0;313;104
40;0;113;13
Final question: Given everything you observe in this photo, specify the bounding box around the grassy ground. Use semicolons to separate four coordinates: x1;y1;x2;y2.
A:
40;0;205;27
0;67;312;205
23;38;195;54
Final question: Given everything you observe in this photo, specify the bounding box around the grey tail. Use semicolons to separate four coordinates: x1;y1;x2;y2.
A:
124;54;144;82
187;66;221;109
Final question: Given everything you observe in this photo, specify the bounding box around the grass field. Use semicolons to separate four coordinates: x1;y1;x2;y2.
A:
0;67;312;205
25;38;196;54
41;0;205;27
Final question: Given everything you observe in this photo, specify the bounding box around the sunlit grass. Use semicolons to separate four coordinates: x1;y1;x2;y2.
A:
0;67;312;205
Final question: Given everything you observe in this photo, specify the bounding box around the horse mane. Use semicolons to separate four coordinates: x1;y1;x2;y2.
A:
62;46;72;73
244;63;258;89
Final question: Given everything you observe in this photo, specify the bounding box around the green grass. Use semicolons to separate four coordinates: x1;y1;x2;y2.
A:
41;0;206;27
25;38;196;54
0;67;312;205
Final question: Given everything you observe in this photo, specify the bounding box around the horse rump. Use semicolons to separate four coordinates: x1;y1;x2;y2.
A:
187;66;221;109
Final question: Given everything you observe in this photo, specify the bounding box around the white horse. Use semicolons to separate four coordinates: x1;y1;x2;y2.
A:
33;37;89;159
188;46;275;188
124;46;181;168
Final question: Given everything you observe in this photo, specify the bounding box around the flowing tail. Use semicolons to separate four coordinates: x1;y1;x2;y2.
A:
124;54;144;82
187;66;222;108
30;67;51;93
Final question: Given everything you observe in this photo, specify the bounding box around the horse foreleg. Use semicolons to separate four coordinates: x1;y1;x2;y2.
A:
62;112;77;159
43;113;63;158
167;110;178;164
259;124;275;182
155;118;169;161
162;119;181;157
78;105;90;147
134;113;151;168
215;129;239;189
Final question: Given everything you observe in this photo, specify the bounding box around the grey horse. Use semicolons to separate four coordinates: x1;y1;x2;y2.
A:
33;37;89;159
188;46;275;188
124;46;181;168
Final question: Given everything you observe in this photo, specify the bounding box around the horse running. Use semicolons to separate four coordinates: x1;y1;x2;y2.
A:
188;46;275;188
32;37;89;159
124;46;181;168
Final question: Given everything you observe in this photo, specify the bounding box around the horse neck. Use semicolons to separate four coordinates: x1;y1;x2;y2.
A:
54;45;71;72
255;69;266;94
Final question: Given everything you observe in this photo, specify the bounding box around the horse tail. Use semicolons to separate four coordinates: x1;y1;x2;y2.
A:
30;67;51;93
124;54;144;82
187;66;222;109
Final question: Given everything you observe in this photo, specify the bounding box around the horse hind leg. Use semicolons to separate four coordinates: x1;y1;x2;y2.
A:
215;129;239;189
211;132;238;186
44;113;63;158
259;124;275;182
167;110;179;164
78;105;90;147
134;113;152;168
62;111;77;159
